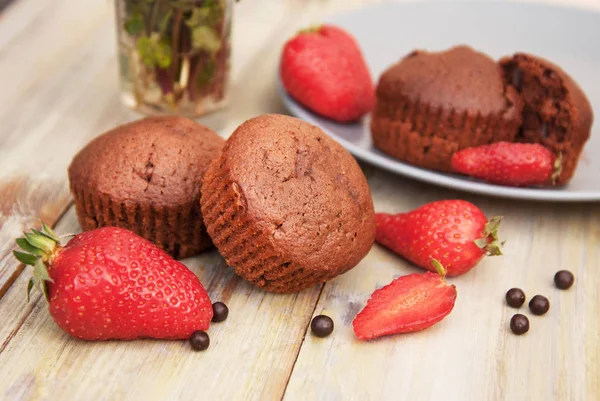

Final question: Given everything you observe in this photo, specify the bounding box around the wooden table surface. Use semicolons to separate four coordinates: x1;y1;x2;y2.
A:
0;0;599;400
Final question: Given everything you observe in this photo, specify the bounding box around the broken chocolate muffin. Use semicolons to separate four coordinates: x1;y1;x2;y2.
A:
501;53;594;184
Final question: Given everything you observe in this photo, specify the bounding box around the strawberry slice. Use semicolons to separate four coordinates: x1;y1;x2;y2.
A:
353;261;457;341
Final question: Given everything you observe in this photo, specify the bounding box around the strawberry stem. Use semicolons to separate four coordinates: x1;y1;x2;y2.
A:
551;153;563;185
475;216;504;256
13;222;61;302
60;233;77;239
298;25;322;35
431;259;447;277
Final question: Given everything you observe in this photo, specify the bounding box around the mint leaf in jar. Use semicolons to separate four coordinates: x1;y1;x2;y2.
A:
185;1;224;28
124;13;144;36
137;36;156;67
137;35;173;68
185;8;211;28
192;26;221;53
154;40;172;68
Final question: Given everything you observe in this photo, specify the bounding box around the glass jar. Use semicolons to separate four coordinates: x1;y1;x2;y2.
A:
115;0;232;117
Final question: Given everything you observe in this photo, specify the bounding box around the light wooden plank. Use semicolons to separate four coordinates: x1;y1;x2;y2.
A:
1;0;599;400
0;207;322;400
283;170;600;401
0;1;379;399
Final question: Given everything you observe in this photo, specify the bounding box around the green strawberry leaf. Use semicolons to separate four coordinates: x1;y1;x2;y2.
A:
13;250;39;266
16;237;44;255
192;26;221;53
26;278;34;302
477;216;504;256
24;232;56;253
41;222;60;242
34;259;53;283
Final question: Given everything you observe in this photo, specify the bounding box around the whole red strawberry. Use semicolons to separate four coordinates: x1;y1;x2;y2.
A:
353;261;457;340
280;24;374;122
451;142;561;187
375;200;503;276
13;224;212;340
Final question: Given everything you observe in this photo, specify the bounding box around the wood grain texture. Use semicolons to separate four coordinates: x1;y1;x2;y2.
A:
0;0;129;296
284;171;600;401
0;208;322;400
0;0;382;400
0;0;599;400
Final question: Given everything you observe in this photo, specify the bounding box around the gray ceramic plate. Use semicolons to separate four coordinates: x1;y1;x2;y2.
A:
277;1;600;202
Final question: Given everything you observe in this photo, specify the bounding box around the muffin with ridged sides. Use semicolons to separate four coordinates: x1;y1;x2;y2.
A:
68;116;224;259
201;114;376;293
371;45;524;171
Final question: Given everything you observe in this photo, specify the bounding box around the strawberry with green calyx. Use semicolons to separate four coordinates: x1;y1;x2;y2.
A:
14;224;213;341
451;142;561;187
375;200;504;276
353;260;457;341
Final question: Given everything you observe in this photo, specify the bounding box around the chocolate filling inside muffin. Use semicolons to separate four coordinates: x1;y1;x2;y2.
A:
503;57;570;146
501;53;593;184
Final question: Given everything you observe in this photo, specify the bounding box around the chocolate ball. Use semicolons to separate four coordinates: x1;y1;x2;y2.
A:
212;302;229;322
529;295;550;315
311;315;334;338
190;331;210;351
506;288;526;308
554;270;574;290
510;314;530;335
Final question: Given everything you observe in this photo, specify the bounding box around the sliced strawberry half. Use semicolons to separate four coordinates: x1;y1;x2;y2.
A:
352;261;457;341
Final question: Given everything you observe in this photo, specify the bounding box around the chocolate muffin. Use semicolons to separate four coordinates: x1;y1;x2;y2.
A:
68;116;225;259
371;45;523;171
201;114;375;293
501;53;594;184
